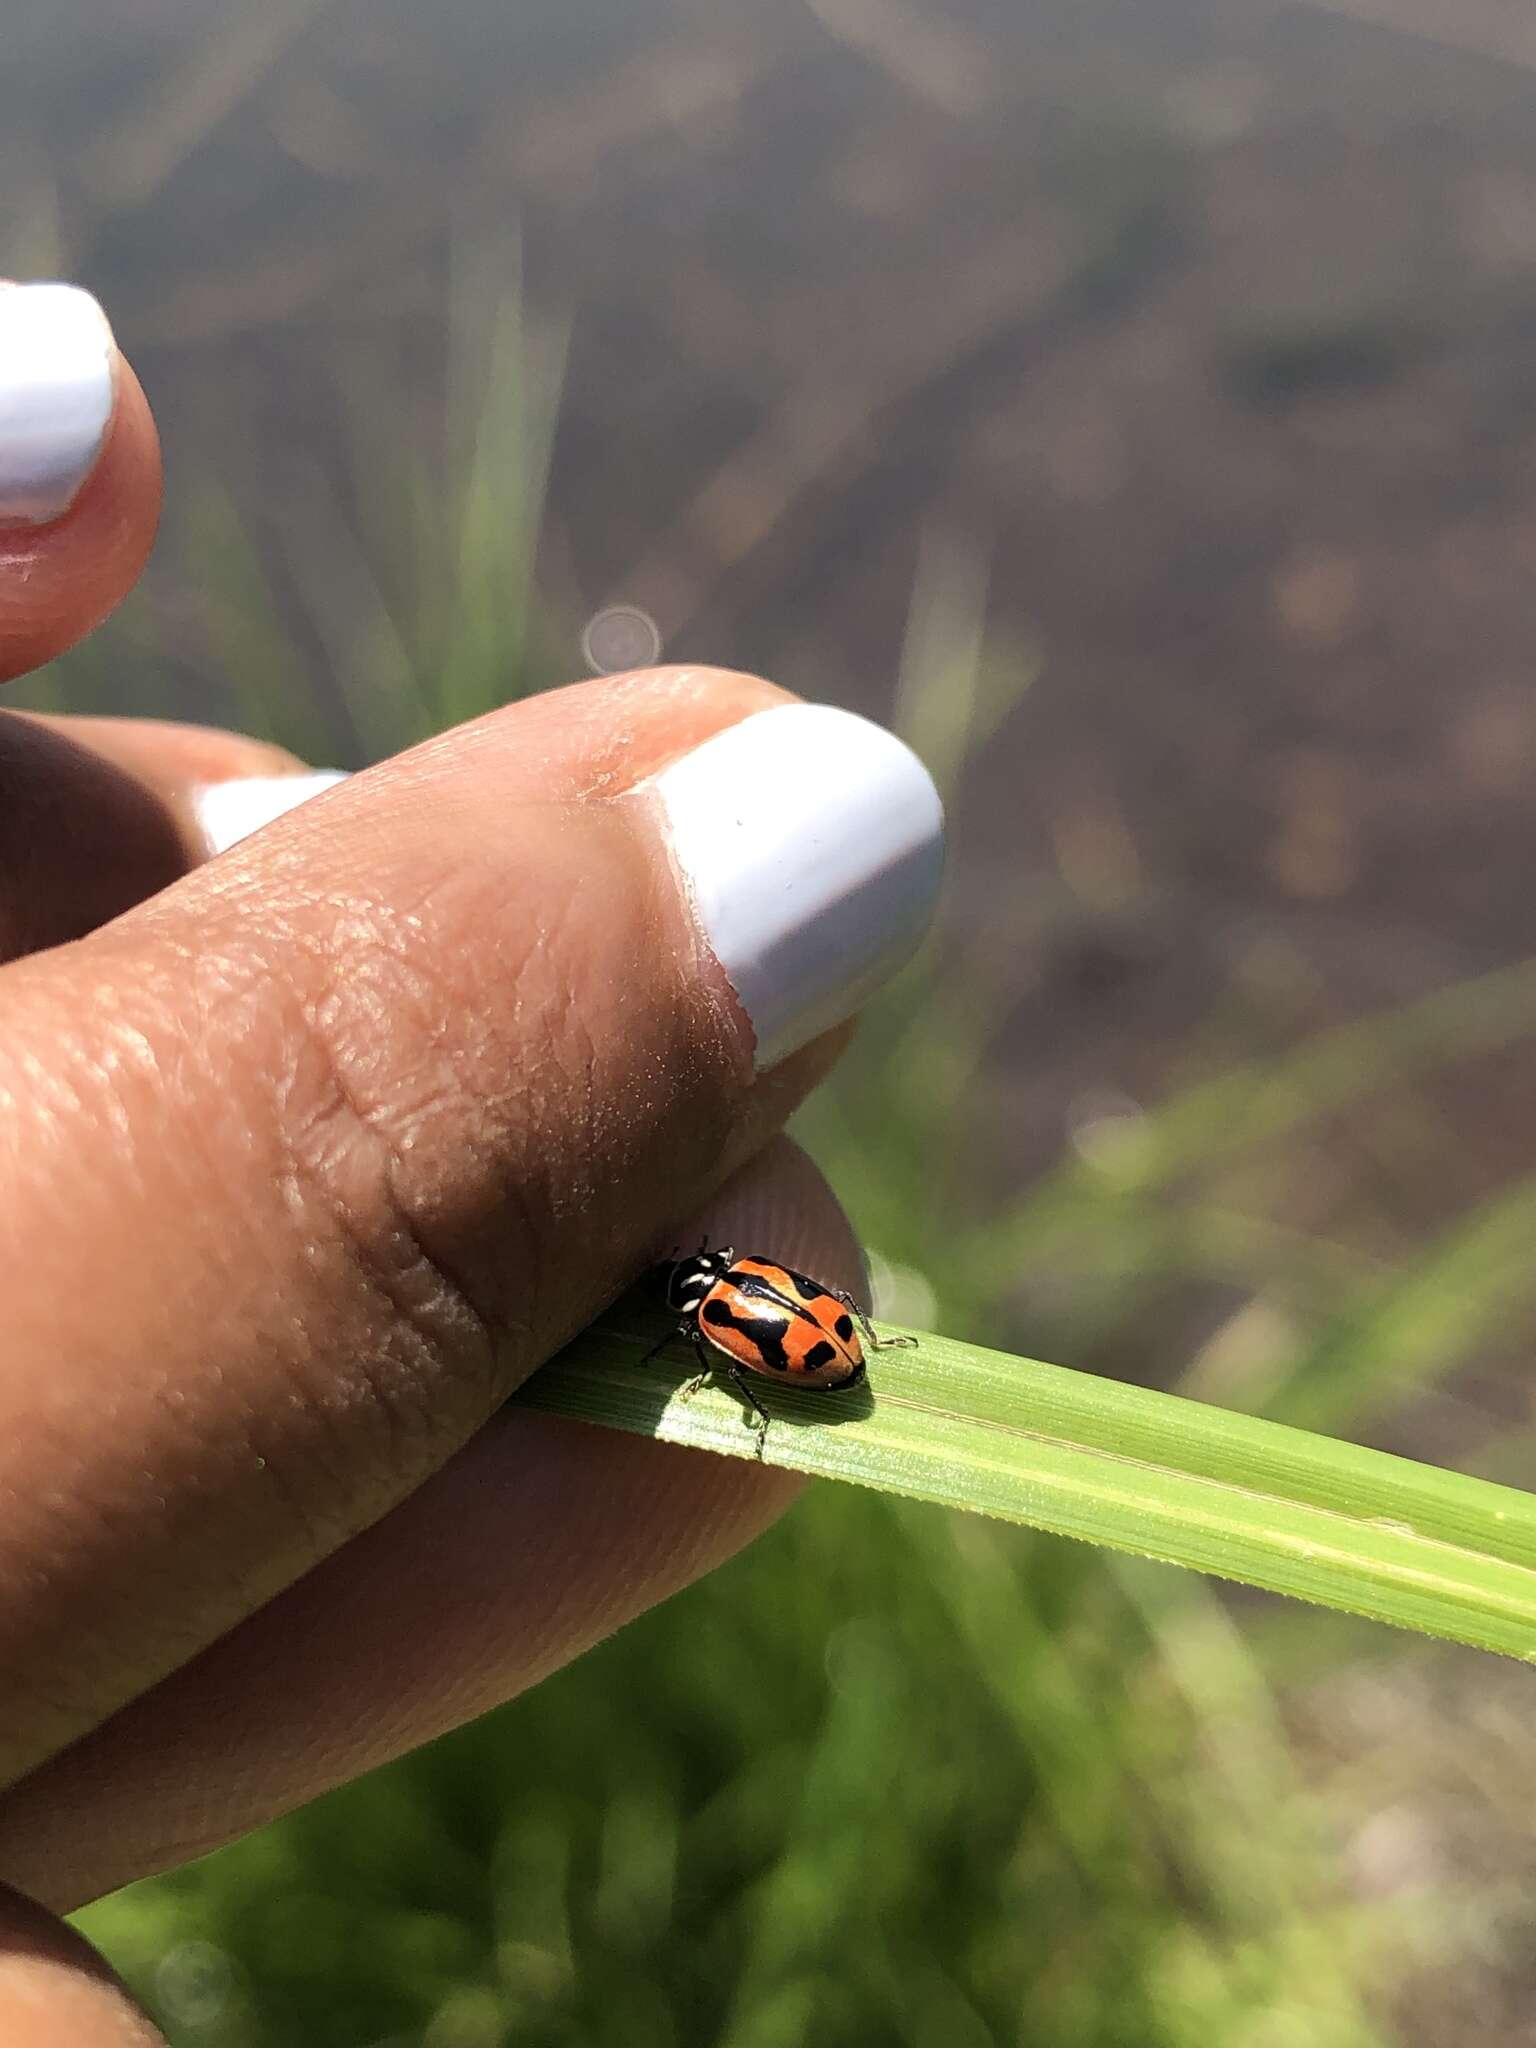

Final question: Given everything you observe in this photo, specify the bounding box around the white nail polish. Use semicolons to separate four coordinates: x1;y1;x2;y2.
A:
649;703;945;1069
191;771;349;856
0;284;117;525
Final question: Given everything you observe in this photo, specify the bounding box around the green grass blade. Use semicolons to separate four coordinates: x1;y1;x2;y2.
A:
514;1301;1536;1662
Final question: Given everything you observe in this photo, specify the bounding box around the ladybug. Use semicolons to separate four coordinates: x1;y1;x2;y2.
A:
649;1244;916;1450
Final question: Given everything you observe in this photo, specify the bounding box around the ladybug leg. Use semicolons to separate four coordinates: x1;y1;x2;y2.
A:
677;1331;725;1406
675;1328;716;1401
641;1319;692;1368
677;1335;769;1454
724;1366;769;1441
831;1286;917;1351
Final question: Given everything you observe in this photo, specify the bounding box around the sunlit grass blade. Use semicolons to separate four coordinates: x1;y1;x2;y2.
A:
515;1301;1536;1662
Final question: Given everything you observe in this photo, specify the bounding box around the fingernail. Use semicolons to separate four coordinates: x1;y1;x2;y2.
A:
0;284;118;525
191;771;349;856
648;703;945;1069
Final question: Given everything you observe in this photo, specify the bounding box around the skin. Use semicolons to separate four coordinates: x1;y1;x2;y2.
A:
0;338;869;2041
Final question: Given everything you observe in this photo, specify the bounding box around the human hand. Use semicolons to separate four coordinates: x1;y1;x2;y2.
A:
0;286;943;2043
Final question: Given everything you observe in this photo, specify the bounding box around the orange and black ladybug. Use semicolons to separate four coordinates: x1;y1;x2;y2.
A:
649;1245;915;1449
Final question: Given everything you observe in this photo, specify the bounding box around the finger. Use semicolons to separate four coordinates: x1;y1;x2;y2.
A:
0;1884;164;2046
20;712;311;798
0;286;161;682
0;668;943;1790
0;712;321;963
0;714;193;959
0;1137;863;1911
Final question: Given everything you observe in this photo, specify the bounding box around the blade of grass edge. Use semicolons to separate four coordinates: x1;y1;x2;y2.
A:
514;1304;1536;1663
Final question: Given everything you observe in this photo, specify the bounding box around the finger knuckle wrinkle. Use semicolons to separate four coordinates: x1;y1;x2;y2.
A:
269;966;511;1425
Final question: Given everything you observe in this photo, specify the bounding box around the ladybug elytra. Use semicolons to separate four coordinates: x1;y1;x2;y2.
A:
648;1244;916;1451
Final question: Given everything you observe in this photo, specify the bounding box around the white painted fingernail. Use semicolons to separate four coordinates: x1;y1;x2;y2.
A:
648;703;945;1069
0;284;118;525
191;771;349;856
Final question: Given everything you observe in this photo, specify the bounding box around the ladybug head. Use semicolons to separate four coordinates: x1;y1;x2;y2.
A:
662;1243;735;1313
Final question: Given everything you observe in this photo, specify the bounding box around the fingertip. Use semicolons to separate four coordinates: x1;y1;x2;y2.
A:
0;285;115;526
29;714;314;792
0;290;162;683
642;702;944;1072
11;714;328;874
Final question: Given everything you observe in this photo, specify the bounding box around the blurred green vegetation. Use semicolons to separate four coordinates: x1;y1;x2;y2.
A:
79;1501;1398;2048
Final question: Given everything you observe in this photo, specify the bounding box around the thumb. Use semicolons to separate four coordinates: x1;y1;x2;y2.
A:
0;669;943;1785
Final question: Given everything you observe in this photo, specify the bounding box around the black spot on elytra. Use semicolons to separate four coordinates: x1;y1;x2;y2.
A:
787;1268;828;1302
695;1284;866;1386
742;1261;831;1306
834;1313;854;1342
701;1292;796;1371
